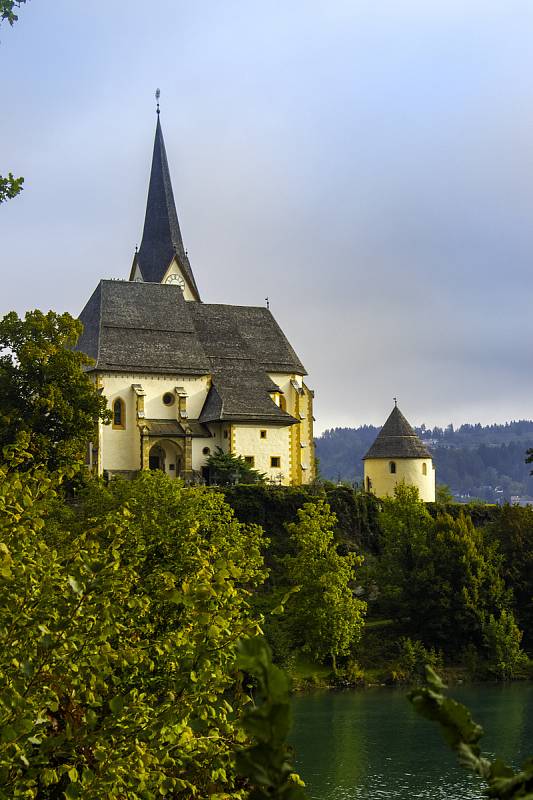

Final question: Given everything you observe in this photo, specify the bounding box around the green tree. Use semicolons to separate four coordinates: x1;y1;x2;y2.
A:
207;447;266;485
485;503;533;649
283;501;366;670
0;310;109;469
0;453;271;798
373;483;434;623
421;512;510;654
483;609;528;680
526;446;533;473
375;485;511;656
435;483;453;506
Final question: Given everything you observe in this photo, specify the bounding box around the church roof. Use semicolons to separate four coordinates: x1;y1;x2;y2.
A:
77;281;303;425
77;280;210;374
363;405;432;460
134;115;200;297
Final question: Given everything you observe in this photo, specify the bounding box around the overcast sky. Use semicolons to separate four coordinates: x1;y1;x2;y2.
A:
2;1;533;433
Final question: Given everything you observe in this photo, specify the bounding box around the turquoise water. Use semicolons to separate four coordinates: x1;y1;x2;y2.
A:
291;683;533;799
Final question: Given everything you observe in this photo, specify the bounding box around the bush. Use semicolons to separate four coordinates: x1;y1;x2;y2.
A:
393;637;443;684
483;609;528;680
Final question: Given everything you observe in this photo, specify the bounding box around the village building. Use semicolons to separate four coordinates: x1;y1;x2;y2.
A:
363;403;435;501
76;112;315;484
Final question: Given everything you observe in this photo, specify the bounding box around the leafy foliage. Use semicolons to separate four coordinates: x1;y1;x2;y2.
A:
236;638;307;800
207;447;266;486
1;2;26;203
0;173;24;204
374;485;512;656
485;503;533;649
393;637;442;684
483;610;528;680
0;310;109;469
0;0;26;26
282;501;366;669
0;455;271;798
410;668;533;799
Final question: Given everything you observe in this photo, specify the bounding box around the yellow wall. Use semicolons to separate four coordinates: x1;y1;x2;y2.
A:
233;425;291;484
364;458;436;502
96;370;315;486
98;372;210;473
268;372;315;484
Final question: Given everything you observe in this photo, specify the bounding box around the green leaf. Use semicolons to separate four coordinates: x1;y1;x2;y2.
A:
109;695;124;714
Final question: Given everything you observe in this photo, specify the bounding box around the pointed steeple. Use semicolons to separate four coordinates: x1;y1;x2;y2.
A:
363;405;431;460
133;114;200;299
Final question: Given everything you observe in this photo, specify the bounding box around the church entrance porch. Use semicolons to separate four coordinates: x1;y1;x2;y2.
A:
147;439;183;478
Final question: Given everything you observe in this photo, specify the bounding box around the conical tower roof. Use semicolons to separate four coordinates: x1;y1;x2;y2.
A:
363;405;431;460
134;114;200;298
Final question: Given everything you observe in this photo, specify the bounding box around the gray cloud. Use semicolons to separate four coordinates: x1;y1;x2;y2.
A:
1;1;533;432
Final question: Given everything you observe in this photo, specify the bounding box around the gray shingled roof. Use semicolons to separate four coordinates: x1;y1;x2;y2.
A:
142;419;211;438
77;281;210;374
363;405;432;460
77;282;303;425
188;303;306;374
134;115;200;297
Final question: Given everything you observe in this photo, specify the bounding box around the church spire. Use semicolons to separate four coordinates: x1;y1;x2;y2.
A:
133;110;200;299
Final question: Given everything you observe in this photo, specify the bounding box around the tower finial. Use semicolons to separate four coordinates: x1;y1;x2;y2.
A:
393;397;398;407
155;87;160;115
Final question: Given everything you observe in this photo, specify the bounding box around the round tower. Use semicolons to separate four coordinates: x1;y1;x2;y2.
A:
363;404;435;502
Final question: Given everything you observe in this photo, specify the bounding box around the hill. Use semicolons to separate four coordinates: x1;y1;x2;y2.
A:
315;420;533;502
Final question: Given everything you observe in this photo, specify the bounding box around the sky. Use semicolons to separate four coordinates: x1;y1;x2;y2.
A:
1;1;533;434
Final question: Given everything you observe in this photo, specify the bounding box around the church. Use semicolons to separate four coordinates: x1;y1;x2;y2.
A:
76;111;315;485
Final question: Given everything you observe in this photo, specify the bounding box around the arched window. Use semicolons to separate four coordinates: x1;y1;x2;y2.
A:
389;461;396;474
422;463;427;476
113;398;125;429
366;476;372;492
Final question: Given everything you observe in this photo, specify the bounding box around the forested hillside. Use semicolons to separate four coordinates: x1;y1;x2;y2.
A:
315;421;533;501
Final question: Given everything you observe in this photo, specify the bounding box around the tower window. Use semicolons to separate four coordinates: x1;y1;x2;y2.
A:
244;456;255;467
422;463;427;476
260;430;267;439
270;456;281;468
112;398;125;429
162;392;175;406
389;461;396;474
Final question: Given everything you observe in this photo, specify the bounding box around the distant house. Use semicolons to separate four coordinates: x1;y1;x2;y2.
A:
363;404;436;502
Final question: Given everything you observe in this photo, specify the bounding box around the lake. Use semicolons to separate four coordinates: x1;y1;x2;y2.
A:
291;683;533;799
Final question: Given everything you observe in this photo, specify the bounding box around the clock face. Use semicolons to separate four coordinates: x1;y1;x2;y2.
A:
165;274;185;289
